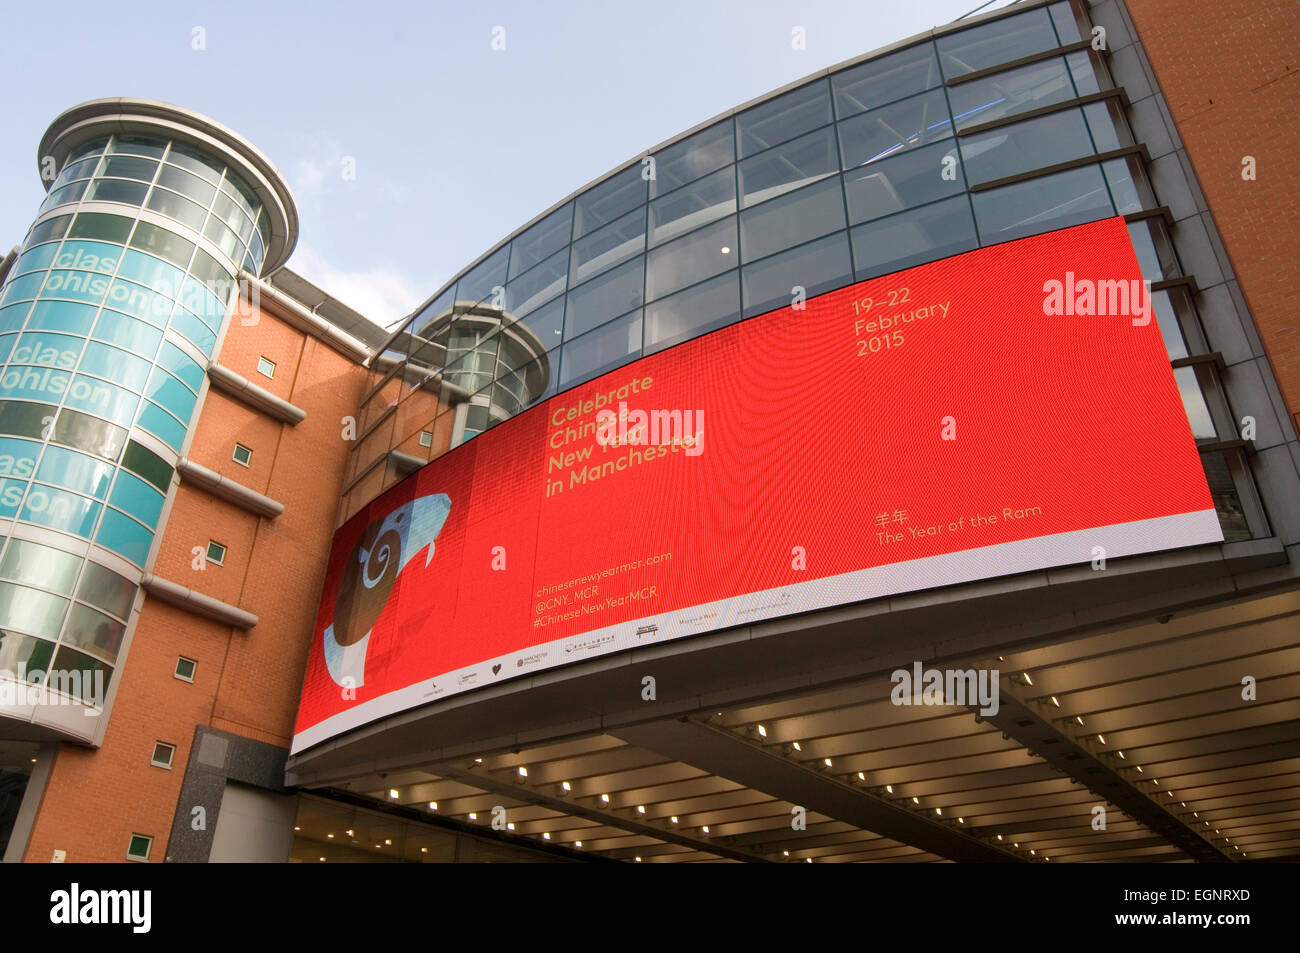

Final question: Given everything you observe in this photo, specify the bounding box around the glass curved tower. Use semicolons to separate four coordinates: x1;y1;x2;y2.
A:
0;99;296;741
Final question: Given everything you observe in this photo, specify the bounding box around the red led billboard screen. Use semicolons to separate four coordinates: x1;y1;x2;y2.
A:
292;217;1221;752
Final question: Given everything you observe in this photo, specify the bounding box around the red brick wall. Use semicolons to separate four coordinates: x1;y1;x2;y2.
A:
1126;0;1300;432
21;301;368;862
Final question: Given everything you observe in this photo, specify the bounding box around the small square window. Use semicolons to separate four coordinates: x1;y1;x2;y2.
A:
256;356;276;378
232;444;252;467
206;541;226;565
150;742;175;769
126;834;152;862
418;431;433;448
174;656;197;682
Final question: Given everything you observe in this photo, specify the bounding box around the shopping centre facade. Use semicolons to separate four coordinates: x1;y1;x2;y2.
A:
1;0;1298;863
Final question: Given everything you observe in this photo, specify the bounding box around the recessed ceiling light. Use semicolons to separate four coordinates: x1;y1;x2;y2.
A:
1051;696;1060;707
720;246;731;255
385;839;392;845
518;766;528;777
294;826;300;832
783;850;790;857
429;801;438;811
935;808;942;815
824;758;832;767
1097;733;1106;744
388;789;399;799
346;829;354;837
507;823;515;831
601;794;610;803
326;833;334;839
637;805;646;814
757;724;767;737
958;817;965;824
912;796;919;804
1022;672;1033;685
562;781;572;792
468;812;477;820
543;832;551;840
792;742;802;751
671;816;679;824
1076;716;1084;725
421;847;427;853
575;841;582;848
886;784;893;794
997;834;1003;841
702;826;710;833
635;856;642;862
857;771;866;781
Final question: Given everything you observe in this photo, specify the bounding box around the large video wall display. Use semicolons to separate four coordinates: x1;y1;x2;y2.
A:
292;217;1221;752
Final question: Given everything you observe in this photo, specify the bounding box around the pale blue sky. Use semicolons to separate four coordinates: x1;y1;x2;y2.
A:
0;0;1014;328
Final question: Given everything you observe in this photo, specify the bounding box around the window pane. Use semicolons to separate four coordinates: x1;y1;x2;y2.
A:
574;165;646;238
0;540;80;595
646;216;737;301
645;272;740;354
507;294;565;352
570;207;645;286
505;247;567;318
129;222;195;271
960;108;1096;186
165;142;224;184
53;408;126;461
100;156;157;183
737;79;833;157
19;484;101;538
457;245;510;305
111;135;166;159
559;310;642;388
109;470;165;526
80;341;152;391
76;561;136;620
135;401;187;451
92;309;163;359
565;257;643;339
739;126;839;209
844;140;965;225
96;509;153;565
947;57;1077;132
0;632;54;679
650;121;735;197
145;188;208;232
937;7;1060;79
970;164;1112;243
50;646;111;703
27;215;73;246
851;194;978;279
62;603;126;661
1102;157;1143;214
742;230;853;319
833;43;943;119
68;212;130;244
508;204;573;279
121;440;172;493
35;445;114;499
649;166;736;246
1066;50;1101;95
87;179;149;206
0;582;68;638
740;176;845;263
1049;2;1083;43
838;88;953;169
1083;99;1125;151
